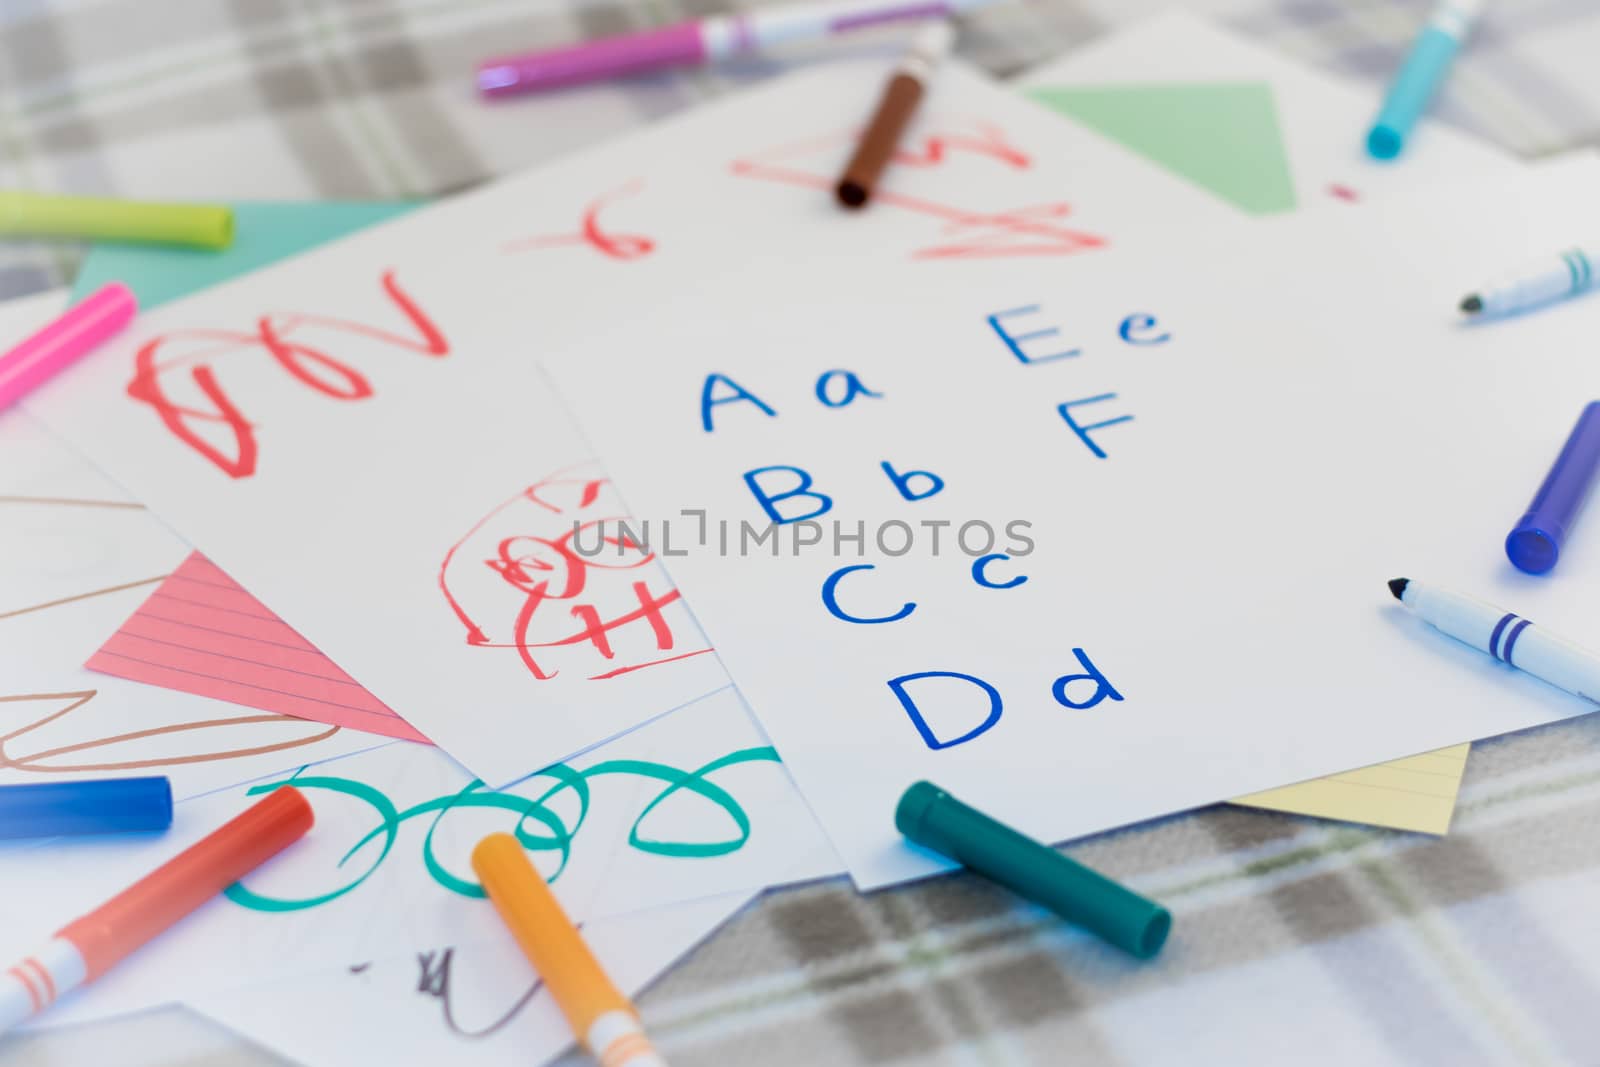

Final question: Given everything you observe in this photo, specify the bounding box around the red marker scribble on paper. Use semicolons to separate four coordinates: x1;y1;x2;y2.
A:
501;181;656;261
884;122;1034;170
730;119;1105;259
126;271;450;479
1328;183;1362;203
439;465;711;682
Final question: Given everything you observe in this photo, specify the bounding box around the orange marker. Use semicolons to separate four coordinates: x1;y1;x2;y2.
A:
473;832;667;1067
0;786;312;1036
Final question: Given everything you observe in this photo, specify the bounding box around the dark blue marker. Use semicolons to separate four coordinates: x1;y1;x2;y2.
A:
1506;401;1600;575
0;777;172;839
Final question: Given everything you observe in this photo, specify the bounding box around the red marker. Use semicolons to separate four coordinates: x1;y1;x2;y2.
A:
0;786;312;1035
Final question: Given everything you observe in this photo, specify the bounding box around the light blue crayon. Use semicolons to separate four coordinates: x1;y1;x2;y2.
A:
1366;0;1484;161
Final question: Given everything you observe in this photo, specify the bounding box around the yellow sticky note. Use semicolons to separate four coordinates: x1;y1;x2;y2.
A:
1230;744;1470;835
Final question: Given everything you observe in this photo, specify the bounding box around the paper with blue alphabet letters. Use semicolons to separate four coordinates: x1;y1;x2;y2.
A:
544;185;1600;889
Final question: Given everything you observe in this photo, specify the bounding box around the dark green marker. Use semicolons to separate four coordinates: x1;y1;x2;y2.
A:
895;780;1171;959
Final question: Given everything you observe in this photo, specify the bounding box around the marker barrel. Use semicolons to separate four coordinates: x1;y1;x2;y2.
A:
476;0;978;98
0;786;312;1035
1469;247;1600;317
478;23;706;97
836;21;953;208
472;833;665;1065
59;785;313;981
1506;402;1600;574
1365;0;1482;160
0;283;136;411
1397;581;1600;704
0;777;172;840
0;192;233;249
896;781;1170;958
0;937;86;1033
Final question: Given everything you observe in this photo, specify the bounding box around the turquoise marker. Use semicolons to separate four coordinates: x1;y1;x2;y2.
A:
1366;0;1484;160
896;781;1170;958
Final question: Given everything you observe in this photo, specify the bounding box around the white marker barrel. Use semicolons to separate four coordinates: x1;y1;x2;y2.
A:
1468;246;1600;316
0;938;87;1035
587;1009;669;1066
1397;580;1600;704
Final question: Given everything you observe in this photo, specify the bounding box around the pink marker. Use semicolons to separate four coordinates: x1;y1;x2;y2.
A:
0;283;136;411
477;0;992;98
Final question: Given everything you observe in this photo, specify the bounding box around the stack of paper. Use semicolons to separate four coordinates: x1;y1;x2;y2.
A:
6;13;1590;1067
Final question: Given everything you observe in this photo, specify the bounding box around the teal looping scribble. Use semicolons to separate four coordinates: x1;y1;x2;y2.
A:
604;745;780;858
411;780;572;899
224;745;783;913
222;777;401;913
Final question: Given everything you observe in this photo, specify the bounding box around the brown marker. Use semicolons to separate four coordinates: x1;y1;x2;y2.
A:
835;21;955;209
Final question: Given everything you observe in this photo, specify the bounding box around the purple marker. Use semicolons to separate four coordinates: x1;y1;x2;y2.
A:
477;0;993;98
1506;401;1600;575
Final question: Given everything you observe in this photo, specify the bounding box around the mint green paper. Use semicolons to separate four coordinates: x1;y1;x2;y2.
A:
71;200;421;310
1028;83;1297;216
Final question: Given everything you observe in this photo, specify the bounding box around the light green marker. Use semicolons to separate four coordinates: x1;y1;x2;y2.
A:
0;191;233;250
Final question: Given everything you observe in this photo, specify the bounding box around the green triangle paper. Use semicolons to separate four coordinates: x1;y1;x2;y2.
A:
1028;83;1297;216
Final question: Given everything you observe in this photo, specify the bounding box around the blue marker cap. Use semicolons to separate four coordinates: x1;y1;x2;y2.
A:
1506;402;1600;575
0;777;173;839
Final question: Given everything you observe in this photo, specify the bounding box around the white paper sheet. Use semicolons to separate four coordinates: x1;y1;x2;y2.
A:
21;59;1249;785
0;1005;257;1067
3;686;833;1028
192;891;755;1067
1016;10;1521;204
0;293;380;801
1018;11;1528;834
544;159;1600;888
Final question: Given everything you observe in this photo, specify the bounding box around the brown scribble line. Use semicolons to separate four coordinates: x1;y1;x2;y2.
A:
0;689;343;774
0;574;170;621
9;715;344;773
0;495;145;510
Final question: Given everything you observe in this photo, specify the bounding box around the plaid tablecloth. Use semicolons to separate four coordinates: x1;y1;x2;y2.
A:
5;1;1600;1064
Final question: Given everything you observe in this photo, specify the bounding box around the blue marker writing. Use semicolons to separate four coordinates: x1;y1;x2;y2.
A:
1366;0;1483;161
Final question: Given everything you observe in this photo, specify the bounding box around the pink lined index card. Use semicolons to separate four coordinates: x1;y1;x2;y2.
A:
88;552;428;743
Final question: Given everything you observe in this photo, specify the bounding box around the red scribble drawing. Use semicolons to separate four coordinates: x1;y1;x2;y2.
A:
126;270;450;479
1329;183;1361;203
731;119;1106;259
439;464;712;682
880;122;1034;170
501;180;656;261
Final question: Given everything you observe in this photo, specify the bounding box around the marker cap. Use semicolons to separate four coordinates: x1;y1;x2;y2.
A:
1506;401;1600;575
896;781;1170;958
0;282;137;412
0;777;173;840
477;23;706;98
56;785;312;979
472;832;632;1033
0;193;232;249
